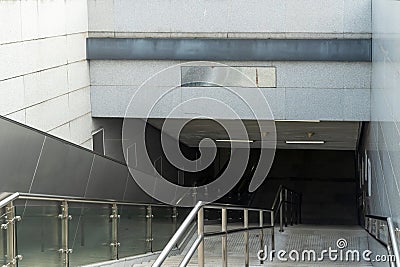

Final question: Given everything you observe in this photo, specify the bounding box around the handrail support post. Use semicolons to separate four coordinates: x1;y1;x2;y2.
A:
198;207;204;267
244;209;249;267
3;202;22;267
58;200;72;267
221;208;227;267
259;210;264;264
279;190;284;232
110;203;120;259
146;205;153;252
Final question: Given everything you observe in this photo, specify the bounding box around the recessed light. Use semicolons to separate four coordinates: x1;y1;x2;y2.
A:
307;132;315;138
275;120;321;123
216;139;254;143
285;141;325;144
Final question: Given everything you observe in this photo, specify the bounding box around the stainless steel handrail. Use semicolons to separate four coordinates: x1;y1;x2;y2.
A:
0;188;301;267
365;215;400;267
153;185;302;267
153;201;204;266
0;192;170;210
272;185;301;210
153;202;274;267
271;185;302;232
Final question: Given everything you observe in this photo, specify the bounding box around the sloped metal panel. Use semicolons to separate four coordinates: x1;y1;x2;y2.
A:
0;116;152;203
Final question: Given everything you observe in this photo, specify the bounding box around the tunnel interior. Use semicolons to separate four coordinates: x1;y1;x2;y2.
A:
93;118;361;225
249;149;359;225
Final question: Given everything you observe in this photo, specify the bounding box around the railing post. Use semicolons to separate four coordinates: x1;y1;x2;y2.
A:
172;207;178;235
244;209;249;267
198;207;204;267
294;194;298;224
110;203;120;260
387;239;396;267
284;189;288;227
58;201;72;267
298;194;302;224
377;221;382;240
259;210;264;264
293;193;299;224
279;190;284;232
3;202;22;267
146;205;153;252
271;211;275;261
221;208;227;267
369;217;372;233
5;202;15;267
290;192;293;226
387;217;400;267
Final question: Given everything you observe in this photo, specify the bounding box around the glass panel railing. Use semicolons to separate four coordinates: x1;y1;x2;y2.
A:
152;207;176;252
176;207;191;227
117;205;147;258
15;202;62;267
0;195;190;266
68;203;112;266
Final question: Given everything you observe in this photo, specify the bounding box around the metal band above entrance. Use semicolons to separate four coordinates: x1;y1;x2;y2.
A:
87;38;371;62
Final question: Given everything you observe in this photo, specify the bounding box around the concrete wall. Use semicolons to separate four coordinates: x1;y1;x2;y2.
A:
0;0;93;149
90;60;371;121
364;0;400;226
88;1;372;122
88;0;371;39
362;0;400;264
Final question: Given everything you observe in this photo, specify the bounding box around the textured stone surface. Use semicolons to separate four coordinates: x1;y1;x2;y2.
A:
90;0;372;35
0;0;92;147
363;0;400;228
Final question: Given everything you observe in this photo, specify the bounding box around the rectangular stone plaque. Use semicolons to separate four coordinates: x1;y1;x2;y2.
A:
181;66;276;88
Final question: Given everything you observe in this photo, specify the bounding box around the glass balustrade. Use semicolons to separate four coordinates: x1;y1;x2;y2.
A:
117;205;147;258
68;203;113;266
152;207;177;252
14;201;62;267
0;196;189;267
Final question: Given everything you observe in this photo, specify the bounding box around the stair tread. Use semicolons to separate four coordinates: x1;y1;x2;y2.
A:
132;225;373;266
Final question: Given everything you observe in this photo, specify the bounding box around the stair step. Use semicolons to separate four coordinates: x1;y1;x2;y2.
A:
132;225;373;266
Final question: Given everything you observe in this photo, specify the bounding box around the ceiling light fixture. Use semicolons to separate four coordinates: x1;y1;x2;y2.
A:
307;132;315;138
216;139;254;143
275;120;321;123
285;140;325;144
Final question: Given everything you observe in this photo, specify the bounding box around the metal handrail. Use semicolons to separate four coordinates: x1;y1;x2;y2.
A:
272;185;301;210
0;189;301;267
271;185;302;232
153;185;302;267
365;215;400;267
153;201;204;266
153;202;274;267
0;192;171;210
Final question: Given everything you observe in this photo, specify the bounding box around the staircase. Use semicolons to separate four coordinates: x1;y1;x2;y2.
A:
134;225;373;266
